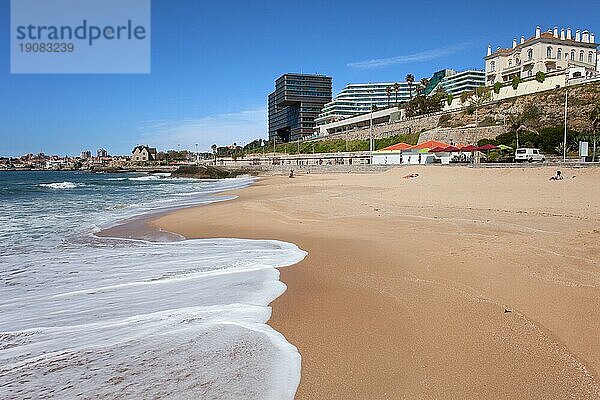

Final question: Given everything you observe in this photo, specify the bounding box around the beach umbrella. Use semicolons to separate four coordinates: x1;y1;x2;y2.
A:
417;148;430;153
477;144;499;151
477;144;499;163
443;146;461;152
460;145;478;152
429;146;447;153
498;144;513;151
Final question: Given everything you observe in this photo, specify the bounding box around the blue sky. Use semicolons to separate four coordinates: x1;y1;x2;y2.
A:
1;0;599;156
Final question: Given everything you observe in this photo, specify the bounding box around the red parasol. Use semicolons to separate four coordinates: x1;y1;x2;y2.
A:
477;144;499;151
429;146;447;153
442;146;460;152
460;145;478;152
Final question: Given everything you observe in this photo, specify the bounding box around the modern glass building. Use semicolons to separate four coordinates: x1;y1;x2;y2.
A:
315;82;414;125
435;69;486;95
268;73;332;142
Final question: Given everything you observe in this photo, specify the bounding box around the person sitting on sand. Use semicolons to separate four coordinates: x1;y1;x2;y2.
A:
403;173;419;179
550;170;563;181
289;169;294;178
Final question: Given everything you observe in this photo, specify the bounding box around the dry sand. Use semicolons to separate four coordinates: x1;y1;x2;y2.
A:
152;166;600;399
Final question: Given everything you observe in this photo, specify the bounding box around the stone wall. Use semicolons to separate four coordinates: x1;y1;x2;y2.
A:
437;81;600;132
418;125;508;145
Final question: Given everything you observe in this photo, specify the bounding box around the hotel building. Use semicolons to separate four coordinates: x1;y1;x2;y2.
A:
268;73;332;142
485;26;599;85
432;69;486;95
315;82;414;125
316;70;484;126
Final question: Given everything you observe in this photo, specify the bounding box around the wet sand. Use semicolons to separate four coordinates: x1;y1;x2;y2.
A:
152;166;600;399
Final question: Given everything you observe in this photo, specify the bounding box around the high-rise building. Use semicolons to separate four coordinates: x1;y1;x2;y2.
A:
268;73;332;142
315;82;414;125
97;148;108;158
80;150;92;159
485;26;599;85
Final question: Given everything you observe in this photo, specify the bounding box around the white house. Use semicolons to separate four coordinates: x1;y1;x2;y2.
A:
485;26;599;85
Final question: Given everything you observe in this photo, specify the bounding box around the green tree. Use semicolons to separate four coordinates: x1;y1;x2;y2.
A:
405;88;445;117
535;71;546;83
467;86;491;127
420;78;430;94
211;144;218;163
447;94;454;106
460;90;472;104
393;82;400;105
468;86;491;108
386;86;392;107
406;74;415;99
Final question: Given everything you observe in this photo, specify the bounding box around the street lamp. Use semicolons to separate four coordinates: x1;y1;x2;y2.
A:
369;89;374;164
195;143;199;164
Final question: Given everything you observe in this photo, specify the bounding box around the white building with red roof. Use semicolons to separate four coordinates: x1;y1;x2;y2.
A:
484;26;599;85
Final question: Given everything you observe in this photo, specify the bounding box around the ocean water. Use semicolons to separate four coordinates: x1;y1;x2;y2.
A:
0;171;306;399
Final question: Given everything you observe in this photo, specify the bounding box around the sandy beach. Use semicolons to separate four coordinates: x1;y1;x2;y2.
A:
152;166;600;399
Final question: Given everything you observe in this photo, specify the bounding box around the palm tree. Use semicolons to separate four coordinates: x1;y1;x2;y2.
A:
591;106;600;162
386;86;392;107
420;78;430;94
211;144;217;164
406;74;415;99
393;82;400;105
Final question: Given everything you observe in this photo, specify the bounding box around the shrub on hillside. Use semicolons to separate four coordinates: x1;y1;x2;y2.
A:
512;76;522;90
535;71;546;83
493;82;503;94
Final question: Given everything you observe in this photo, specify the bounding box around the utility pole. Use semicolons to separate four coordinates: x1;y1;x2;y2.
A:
563;88;568;162
195;143;199;164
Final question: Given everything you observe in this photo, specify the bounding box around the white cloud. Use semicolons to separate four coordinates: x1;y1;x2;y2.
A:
137;108;267;152
347;42;472;69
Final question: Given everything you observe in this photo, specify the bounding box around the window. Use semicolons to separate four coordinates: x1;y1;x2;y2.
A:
527;49;533;60
508;60;512;67
557;49;562;59
527;70;533;77
571;50;575;60
490;61;495;72
590;52;595;63
547;47;552;58
580;51;584;62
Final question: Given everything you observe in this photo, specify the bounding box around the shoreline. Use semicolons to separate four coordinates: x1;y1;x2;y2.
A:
152;166;600;398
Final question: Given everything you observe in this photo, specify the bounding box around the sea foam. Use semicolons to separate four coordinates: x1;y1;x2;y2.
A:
0;172;306;399
38;181;82;189
0;237;307;400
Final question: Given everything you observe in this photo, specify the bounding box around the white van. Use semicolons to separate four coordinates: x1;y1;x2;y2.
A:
515;148;545;162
